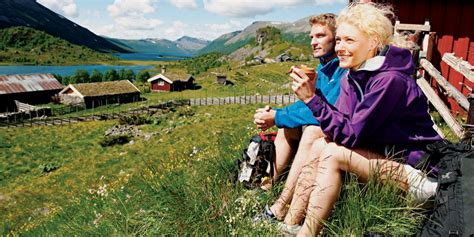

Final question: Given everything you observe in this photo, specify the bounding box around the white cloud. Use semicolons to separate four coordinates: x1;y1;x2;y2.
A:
170;0;198;9
103;0;163;34
37;0;78;18
159;20;243;41
107;0;156;17
115;16;163;30
229;19;243;28
203;0;272;17
203;0;308;17
314;0;346;5
173;20;188;28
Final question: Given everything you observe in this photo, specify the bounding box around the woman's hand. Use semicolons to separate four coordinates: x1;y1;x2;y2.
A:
290;66;316;104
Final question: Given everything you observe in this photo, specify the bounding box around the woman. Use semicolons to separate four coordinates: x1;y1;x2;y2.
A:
284;3;442;235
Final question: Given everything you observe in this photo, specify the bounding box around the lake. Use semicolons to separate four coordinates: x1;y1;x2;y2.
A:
0;65;155;76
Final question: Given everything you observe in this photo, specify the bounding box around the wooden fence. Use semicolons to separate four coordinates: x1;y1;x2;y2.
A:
418;53;474;140
0;94;297;128
189;94;297;106
0;100;187;128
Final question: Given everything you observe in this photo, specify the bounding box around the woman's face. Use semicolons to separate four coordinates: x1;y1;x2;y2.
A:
335;22;377;69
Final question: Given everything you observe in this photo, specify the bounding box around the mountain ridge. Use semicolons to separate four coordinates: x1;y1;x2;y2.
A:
0;0;129;53
105;36;209;57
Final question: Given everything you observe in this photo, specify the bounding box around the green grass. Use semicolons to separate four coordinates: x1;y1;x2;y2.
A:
29;61;305;119
0;102;427;236
0;60;447;236
0;27;118;65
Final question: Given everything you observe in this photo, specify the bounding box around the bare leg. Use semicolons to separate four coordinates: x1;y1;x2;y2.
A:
260;127;302;191
273;127;302;181
297;141;407;236
284;137;327;225
270;126;325;219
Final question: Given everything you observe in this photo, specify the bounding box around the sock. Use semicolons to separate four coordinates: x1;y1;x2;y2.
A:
404;164;438;204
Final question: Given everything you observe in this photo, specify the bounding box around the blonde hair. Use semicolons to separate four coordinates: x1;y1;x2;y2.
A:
337;3;394;50
309;13;337;35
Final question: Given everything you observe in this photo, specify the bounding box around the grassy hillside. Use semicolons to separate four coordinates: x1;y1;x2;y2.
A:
0;103;423;236
0;60;436;236
0;27;118;65
282;32;311;46
197;36;254;56
0;0;128;53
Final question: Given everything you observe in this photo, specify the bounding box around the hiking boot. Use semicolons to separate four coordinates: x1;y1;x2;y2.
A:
276;222;302;236
253;205;277;223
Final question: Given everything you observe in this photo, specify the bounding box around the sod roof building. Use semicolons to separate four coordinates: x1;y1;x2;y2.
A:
59;80;140;108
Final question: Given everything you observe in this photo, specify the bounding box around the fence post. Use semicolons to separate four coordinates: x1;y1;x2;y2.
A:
244;87;247;104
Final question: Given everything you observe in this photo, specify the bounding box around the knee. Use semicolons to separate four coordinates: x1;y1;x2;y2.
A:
277;127;302;144
299;126;325;147
306;137;329;160
319;142;344;169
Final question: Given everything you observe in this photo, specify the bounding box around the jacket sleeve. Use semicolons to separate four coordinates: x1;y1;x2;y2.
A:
274;100;319;128
306;75;407;148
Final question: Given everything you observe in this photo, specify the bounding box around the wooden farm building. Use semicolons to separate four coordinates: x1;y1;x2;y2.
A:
216;75;227;85
0;73;64;112
349;0;474;140
147;69;195;92
360;0;474;114
276;53;292;62
59;80;140;108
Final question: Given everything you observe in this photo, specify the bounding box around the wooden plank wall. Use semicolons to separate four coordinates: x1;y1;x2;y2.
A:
384;0;474;114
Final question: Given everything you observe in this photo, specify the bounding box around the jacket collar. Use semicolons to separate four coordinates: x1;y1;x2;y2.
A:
319;56;340;75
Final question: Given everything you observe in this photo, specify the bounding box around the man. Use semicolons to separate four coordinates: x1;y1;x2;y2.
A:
253;13;347;220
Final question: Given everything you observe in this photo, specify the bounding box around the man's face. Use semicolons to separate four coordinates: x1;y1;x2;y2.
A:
310;24;336;58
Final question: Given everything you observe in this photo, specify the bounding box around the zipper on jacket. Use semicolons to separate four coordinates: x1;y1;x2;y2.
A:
349;74;364;101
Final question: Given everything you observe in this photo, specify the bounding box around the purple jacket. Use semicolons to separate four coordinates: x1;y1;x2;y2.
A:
306;45;442;167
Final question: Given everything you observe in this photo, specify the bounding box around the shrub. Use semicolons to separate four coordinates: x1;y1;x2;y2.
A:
118;115;151;126
42;162;61;173
99;134;131;147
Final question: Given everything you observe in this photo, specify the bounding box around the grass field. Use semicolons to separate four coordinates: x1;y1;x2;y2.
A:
1;101;427;236
1;61;452;236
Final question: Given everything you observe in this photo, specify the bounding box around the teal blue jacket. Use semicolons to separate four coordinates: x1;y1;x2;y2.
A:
274;57;346;128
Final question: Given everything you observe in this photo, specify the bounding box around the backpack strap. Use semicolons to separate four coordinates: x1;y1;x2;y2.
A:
266;134;276;187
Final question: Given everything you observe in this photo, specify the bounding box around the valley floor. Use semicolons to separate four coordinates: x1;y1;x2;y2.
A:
0;102;424;235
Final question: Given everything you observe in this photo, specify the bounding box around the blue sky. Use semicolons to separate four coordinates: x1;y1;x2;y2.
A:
37;0;347;41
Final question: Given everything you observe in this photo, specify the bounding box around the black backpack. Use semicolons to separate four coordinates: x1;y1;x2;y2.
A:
419;140;474;237
237;132;277;189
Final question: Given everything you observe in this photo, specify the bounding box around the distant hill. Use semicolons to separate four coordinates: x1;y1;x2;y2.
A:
106;36;210;57
0;27;117;65
175;36;210;52
197;17;312;56
0;0;129;53
197;31;248;55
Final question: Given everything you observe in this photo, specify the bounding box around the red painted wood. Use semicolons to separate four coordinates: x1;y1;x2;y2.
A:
386;0;473;113
151;80;171;91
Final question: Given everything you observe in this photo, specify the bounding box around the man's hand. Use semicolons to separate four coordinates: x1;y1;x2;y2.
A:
254;105;276;131
290;66;316;103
